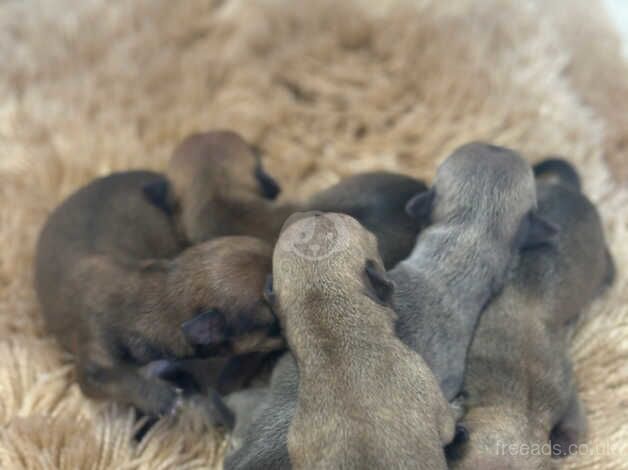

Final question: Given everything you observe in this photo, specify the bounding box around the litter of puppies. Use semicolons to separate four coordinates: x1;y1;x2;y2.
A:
34;130;614;469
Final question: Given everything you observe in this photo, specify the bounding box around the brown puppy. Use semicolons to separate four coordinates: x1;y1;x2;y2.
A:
35;175;279;421
447;163;614;469
273;212;455;470
150;130;430;269
146;130;296;244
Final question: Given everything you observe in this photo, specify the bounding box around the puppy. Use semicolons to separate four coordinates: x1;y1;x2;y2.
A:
276;212;455;469
224;352;300;470
447;160;614;469
35;176;279;421
145;130;297;244
391;142;557;401
306;172;429;268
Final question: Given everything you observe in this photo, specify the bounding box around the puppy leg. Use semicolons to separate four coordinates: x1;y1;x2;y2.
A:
225;388;269;452
550;387;587;457
76;360;182;417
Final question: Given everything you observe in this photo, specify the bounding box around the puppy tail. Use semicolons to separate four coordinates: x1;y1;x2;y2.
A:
533;157;581;191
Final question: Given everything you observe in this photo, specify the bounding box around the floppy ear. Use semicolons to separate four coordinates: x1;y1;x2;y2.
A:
255;164;281;200
181;309;227;347
521;212;559;249
405;189;435;220
364;259;394;304
143;179;176;216
263;274;276;307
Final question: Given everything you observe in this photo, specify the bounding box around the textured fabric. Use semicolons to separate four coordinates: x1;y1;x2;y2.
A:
0;1;626;468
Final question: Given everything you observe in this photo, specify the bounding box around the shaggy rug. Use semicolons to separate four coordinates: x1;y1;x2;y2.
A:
0;0;626;468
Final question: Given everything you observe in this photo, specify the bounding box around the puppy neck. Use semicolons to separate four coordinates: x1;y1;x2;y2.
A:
283;290;397;377
400;226;510;307
208;196;300;243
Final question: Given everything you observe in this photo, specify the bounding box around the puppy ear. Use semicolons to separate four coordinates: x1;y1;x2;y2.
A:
521;212;559;249
263;274;276;307
405;189;435;220
181;309;227;347
143;179;175;216
255;164;281;200
364;259;394;304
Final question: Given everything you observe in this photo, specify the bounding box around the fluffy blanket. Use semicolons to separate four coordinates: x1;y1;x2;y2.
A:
0;0;626;468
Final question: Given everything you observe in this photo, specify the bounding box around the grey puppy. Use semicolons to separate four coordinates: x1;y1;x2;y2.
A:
391;142;557;400
447;160;614;469
223;352;296;470
228;212;456;469
306;172;429;268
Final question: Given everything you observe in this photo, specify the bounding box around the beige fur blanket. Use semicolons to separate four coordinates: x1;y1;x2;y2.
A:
1;1;626;468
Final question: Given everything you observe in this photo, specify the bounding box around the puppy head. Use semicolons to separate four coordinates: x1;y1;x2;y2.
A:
447;407;555;470
144;130;281;243
407;143;556;249
170;236;282;357
271;211;394;326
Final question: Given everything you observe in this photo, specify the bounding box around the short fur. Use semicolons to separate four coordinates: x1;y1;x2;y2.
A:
306;172;429;268
224;353;299;470
448;176;614;469
274;212;454;469
391;142;552;400
35;176;279;420
158;130;297;244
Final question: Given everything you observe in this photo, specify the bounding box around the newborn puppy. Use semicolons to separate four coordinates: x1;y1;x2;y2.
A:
306;172;429;268
145;130;297;244
391;142;557;400
35;171;186;267
224;352;300;470
224;387;270;453
36;182;279;422
274;212;455;469
447;162;614;469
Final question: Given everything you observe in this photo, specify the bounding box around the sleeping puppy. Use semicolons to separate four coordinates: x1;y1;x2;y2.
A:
152;129;431;268
391;142;557;401
269;212;455;469
306;172;429;268
224;353;300;470
224;143;548;468
36;180;279;423
146;130;297;244
447;160;614;469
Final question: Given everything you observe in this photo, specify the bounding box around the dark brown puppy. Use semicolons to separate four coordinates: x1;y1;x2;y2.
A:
306;172;429;268
273;212;455;470
147;130;296;245
35;174;278;421
447;161;614;469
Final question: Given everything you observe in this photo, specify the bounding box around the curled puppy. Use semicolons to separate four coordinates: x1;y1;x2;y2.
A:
447;162;614;469
306;172;429;268
36;179;279;422
274;212;455;469
391;142;556;400
145;130;297;244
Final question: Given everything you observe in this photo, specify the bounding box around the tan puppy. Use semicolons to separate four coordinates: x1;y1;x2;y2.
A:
36;177;279;421
272;212;455;470
146;130;296;244
447;162;614;469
